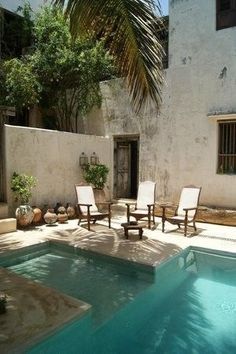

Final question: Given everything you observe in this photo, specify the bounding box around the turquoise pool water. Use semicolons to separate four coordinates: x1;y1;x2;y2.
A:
3;244;236;353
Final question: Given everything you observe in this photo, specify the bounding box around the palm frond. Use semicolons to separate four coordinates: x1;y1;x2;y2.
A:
53;0;164;111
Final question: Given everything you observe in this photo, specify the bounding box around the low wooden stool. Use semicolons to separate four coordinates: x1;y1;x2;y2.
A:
121;222;146;240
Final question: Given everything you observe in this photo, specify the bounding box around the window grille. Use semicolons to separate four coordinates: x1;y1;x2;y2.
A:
218;121;236;174
216;0;236;30
220;0;231;11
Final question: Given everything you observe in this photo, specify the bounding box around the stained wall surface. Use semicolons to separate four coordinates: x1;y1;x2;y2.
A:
4;125;112;215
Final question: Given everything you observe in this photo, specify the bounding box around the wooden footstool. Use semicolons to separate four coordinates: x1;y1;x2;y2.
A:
121;222;147;240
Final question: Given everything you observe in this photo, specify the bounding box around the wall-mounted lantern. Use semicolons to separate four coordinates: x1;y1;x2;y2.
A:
79;152;88;168
90;152;99;165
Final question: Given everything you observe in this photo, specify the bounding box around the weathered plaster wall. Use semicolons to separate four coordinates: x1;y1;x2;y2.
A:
167;0;236;207
85;0;236;208
4;125;112;215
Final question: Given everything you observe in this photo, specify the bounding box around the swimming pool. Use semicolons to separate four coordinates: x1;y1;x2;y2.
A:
2;243;236;353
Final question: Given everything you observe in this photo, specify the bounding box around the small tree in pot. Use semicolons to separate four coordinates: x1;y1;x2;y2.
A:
11;172;37;227
83;164;109;205
84;164;109;190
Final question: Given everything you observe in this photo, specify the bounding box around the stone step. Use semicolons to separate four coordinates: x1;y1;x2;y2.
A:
0;203;8;219
0;218;17;234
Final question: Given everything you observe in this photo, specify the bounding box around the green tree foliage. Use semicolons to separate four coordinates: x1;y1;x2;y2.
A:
53;0;164;111
4;59;41;110
0;5;114;132
11;172;37;204
84;164;109;189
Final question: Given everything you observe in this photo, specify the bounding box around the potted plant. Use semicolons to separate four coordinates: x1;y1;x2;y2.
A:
0;292;7;314
83;164;109;204
11;172;37;227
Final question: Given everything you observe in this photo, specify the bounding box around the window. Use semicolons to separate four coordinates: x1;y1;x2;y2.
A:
218;121;236;174
216;0;236;30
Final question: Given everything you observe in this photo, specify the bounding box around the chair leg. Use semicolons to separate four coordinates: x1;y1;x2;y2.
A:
148;213;151;229
87;215;90;231
184;222;187;236
78;218;81;226
127;204;130;223
162;207;166;233
108;215;111;228
193;221;197;231
162;219;165;233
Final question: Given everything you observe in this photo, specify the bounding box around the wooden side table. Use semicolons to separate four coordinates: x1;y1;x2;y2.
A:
121;222;146;240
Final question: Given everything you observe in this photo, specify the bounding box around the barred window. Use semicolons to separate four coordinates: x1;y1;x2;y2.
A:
216;0;236;30
218;121;236;174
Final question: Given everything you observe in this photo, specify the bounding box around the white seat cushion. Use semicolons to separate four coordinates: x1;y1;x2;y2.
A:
177;187;201;218
75;185;98;213
136;181;156;210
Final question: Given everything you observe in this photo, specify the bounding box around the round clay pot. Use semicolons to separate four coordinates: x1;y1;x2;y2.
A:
32;207;42;224
57;206;68;223
44;209;57;224
66;203;76;219
57;212;68;223
15;205;34;227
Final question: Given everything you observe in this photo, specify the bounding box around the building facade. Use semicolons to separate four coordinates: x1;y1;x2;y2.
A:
84;0;236;208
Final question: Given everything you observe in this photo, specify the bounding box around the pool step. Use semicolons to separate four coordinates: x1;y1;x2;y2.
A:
0;218;17;234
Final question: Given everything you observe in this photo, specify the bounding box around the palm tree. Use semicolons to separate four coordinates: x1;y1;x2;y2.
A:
53;0;165;112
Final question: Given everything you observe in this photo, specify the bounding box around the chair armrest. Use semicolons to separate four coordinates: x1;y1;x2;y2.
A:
183;207;197;211
96;202;113;205
77;203;93;207
158;203;173;210
125;203;136;206
147;204;155;207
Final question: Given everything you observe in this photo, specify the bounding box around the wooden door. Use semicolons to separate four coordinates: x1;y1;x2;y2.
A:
116;142;131;198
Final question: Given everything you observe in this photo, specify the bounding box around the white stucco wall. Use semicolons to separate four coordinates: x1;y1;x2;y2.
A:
166;0;236;207
85;0;236;208
4;125;112;215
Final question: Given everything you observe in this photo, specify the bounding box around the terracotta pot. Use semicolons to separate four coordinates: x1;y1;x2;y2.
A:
15;205;34;227
57;206;68;223
57;212;68;223
66;203;76;219
44;209;57;224
32;207;42;224
93;188;106;211
93;188;106;202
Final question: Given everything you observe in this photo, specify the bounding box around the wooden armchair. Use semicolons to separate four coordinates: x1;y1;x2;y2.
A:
126;181;156;229
75;185;112;231
160;185;201;236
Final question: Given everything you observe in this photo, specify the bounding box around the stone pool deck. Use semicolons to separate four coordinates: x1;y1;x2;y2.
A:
0;216;236;353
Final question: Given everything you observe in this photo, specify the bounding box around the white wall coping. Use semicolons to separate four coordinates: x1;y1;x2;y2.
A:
207;113;236;121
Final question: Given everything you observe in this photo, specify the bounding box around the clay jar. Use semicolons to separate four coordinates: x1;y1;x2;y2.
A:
57;206;68;223
66;203;76;219
44;209;57;224
15;205;34;227
32;207;42;224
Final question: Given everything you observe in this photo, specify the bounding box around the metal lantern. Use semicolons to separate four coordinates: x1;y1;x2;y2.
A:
79;152;88;168
90;152;99;165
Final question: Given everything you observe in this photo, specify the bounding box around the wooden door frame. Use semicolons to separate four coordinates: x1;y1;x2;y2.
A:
113;135;139;199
